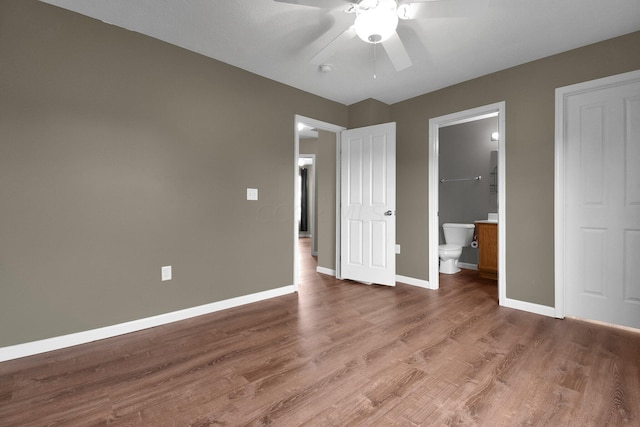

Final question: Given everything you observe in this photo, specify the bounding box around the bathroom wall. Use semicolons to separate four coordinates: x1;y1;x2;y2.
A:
439;116;499;265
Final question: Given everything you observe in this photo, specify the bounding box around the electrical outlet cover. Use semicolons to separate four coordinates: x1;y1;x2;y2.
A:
247;188;258;200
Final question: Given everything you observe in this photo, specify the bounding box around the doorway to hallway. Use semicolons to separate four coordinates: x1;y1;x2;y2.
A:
293;115;344;290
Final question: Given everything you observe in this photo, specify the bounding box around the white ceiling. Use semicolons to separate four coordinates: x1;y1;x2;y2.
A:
40;0;640;105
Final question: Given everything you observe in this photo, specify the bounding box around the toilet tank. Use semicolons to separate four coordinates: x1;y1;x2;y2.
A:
442;223;475;246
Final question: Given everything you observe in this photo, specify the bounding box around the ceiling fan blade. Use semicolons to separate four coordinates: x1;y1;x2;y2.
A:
401;0;488;19
381;32;412;71
309;25;357;65
274;0;352;9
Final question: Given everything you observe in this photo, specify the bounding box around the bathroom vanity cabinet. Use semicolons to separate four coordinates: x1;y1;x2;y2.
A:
475;222;498;280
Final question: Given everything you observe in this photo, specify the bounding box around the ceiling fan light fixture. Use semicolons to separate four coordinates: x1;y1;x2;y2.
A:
355;0;398;44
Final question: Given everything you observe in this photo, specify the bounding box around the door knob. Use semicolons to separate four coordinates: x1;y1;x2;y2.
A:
384;210;393;216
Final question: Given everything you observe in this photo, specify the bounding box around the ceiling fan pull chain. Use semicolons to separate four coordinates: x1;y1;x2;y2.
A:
373;43;377;80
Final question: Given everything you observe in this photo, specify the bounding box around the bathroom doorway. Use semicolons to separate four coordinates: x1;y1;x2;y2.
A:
428;102;506;306
439;116;498;270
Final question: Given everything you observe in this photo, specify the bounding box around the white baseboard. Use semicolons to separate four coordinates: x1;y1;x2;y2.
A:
502;297;556;318
316;266;336;276
396;274;432;289
0;285;296;363
458;262;478;270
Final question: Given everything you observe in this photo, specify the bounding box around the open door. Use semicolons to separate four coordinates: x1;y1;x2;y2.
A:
340;122;396;286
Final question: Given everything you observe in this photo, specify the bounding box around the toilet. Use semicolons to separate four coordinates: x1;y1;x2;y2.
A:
439;223;475;274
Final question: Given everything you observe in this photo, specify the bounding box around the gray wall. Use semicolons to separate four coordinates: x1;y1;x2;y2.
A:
392;31;640;307
348;98;392;129
0;0;347;347
439;117;499;264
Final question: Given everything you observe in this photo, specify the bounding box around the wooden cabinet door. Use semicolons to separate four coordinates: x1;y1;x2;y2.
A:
477;223;498;279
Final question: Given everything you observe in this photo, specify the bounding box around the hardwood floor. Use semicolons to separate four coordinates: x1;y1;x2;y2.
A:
1;238;639;426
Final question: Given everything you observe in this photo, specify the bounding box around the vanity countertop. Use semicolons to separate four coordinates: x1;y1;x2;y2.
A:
474;220;498;224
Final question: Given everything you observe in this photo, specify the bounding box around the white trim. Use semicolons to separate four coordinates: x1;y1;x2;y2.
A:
567;316;640;334
502;297;556;318
316;266;336;276
554;83;566;319
294;115;345;291
335;131;342;279
428;102;506;308
428;116;440;294
458;262;478;271
396;274;432;289
0;285;295;363
554;69;640;320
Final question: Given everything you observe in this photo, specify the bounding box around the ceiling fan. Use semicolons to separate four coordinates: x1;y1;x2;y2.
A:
275;0;470;73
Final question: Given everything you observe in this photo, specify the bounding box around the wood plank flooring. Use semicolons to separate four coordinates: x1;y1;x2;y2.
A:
1;237;639;426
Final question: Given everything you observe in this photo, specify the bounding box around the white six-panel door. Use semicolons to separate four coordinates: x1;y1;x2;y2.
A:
559;71;640;329
340;123;396;286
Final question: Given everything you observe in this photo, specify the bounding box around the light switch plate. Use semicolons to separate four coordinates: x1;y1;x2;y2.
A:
395;244;401;254
161;265;172;281
247;188;258;200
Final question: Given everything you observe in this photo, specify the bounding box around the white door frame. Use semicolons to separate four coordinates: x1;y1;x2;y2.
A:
294;115;346;291
428;102;506;307
554;69;640;319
